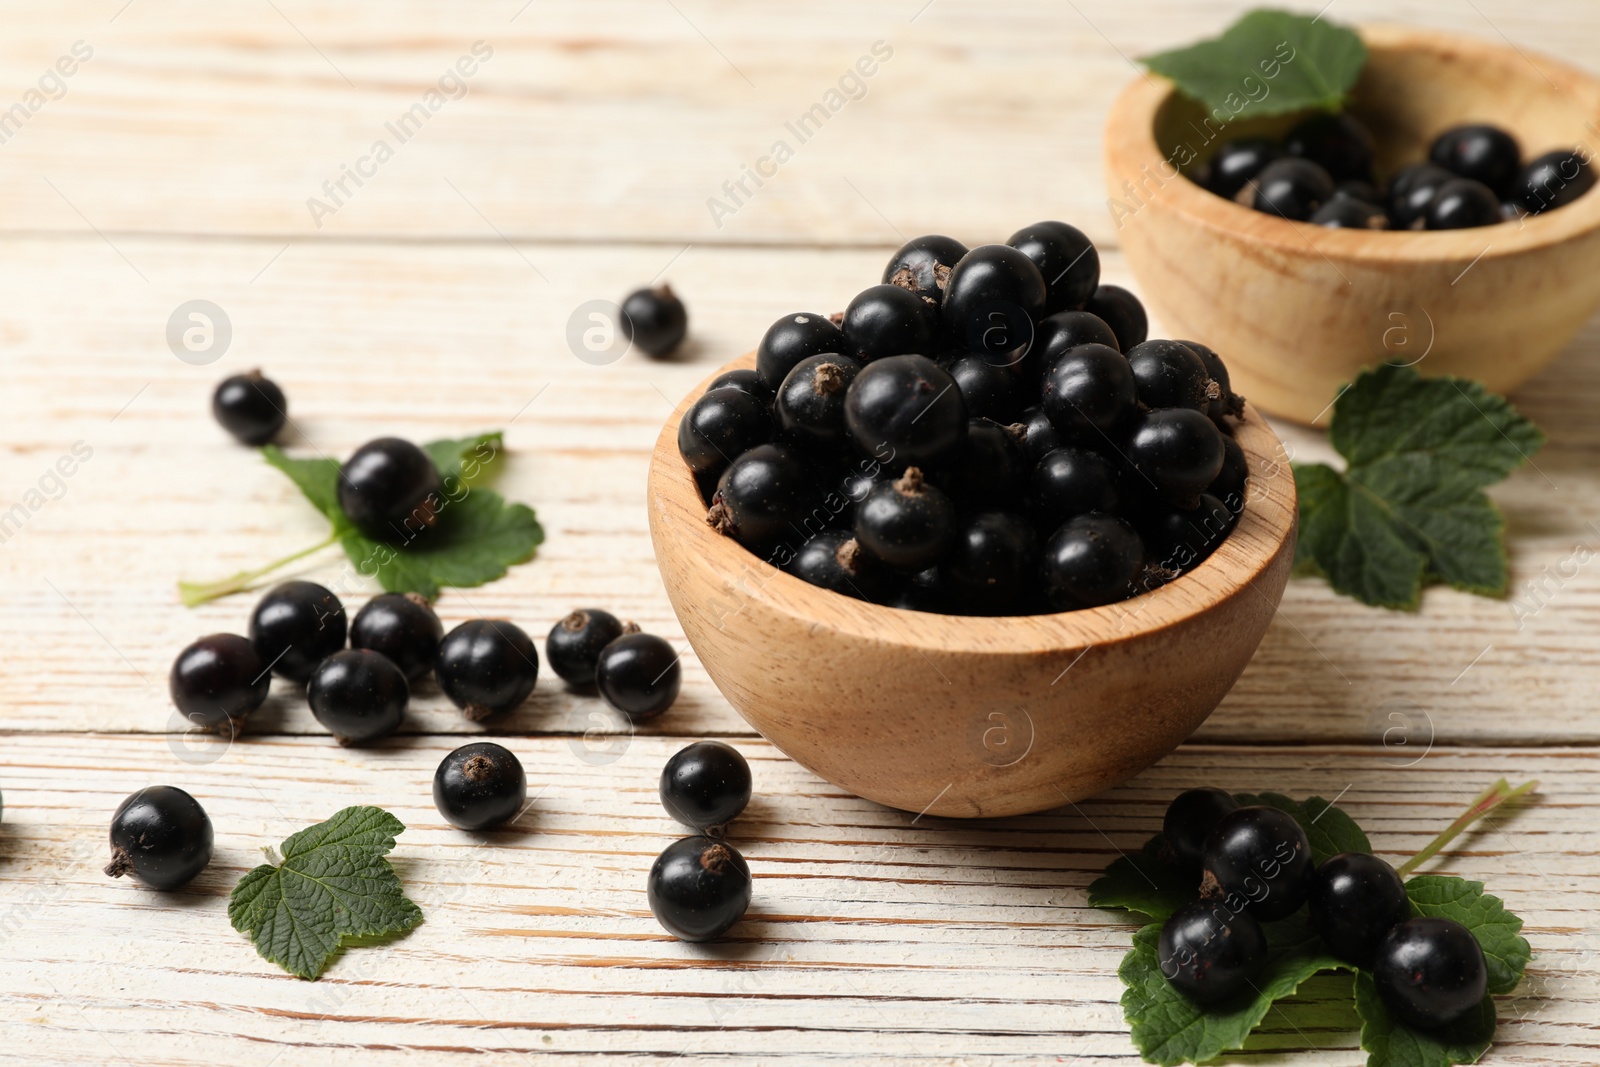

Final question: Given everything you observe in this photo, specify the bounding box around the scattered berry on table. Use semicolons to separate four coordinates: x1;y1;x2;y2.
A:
104;786;213;891
647;835;752;942
249;580;347;684
1308;851;1412;968
596;631;681;721
659;740;752;834
169;633;270;732
621;284;688;358
1372;916;1489;1030
211;370;287;446
435;618;540;721
433;741;527;831
337;437;444;543
1158;898;1267;1004
350;593;443;683
1162;787;1240;870
307;648;409;745
1201;805;1314;921
546;608;634;688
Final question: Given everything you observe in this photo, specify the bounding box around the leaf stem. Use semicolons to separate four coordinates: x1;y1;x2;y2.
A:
178;533;340;607
1398;778;1539;877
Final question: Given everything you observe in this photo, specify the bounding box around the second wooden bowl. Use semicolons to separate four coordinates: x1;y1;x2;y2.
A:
1104;25;1600;425
647;354;1298;818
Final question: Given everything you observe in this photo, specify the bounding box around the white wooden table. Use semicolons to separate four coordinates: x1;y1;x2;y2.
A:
1;2;1597;1063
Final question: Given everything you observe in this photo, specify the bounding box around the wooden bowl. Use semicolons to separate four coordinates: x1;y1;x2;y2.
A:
1104;25;1600;425
646;354;1298;818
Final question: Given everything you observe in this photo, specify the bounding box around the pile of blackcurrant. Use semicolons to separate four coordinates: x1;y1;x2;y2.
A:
648;740;754;941
1197;112;1594;230
1157;788;1488;1031
679;222;1250;616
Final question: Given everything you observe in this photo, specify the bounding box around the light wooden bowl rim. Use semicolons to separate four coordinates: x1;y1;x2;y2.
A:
649;352;1298;657
1104;23;1600;265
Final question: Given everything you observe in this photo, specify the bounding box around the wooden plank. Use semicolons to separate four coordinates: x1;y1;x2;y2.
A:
0;735;1591;1065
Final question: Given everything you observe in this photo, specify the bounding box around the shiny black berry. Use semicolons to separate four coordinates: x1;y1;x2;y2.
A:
1179;339;1245;423
104;786;213;891
1159;899;1267;1005
433;742;527;831
1031;446;1118;528
435;619;539;721
1309;852;1412;967
1018;405;1065;465
708;443;815;556
834;463;889;528
1337;179;1384;203
707;367;774;408
1426;178;1500;230
943;511;1038;615
843;354;967;468
308;649;408;744
660;740;752;833
786;529;891;601
1373;917;1488;1030
777;353;861;451
1126;408;1227;507
169;633;270;732
1311;196;1388;229
1007;220;1100;315
854;467;956;572
1041;513;1144;609
1251;157;1335;221
756;312;849;388
337;437;443;543
648;836;751;942
1512;148;1595;214
1127;340;1211;412
249;580;346;684
1138;493;1234;574
1202;805;1313;921
350;593;442;683
1085;285;1147;350
621;284;688;358
1163;788;1240;870
1388;163;1455;229
596;631;680;721
888;565;949;613
679;387;772;477
944;355;1018;422
1023;309;1121;388
1210;434;1249;515
841;283;936;363
1430;124;1520;198
1203;138;1281;199
883;233;969;304
1041;342;1137;442
212;370;286;445
942;244;1047;355
547;608;632;688
1284;112;1375;183
934;418;1027;509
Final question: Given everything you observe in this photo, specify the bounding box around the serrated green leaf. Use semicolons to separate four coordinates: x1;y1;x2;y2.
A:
424;432;505;489
1121;914;1349;1066
1294;364;1544;609
1088;835;1196;922
340;487;543;599
261;446;350;531
1143;9;1367;117
1235;792;1372;865
1405;875;1530;996
228;806;422;980
1355;971;1495;1067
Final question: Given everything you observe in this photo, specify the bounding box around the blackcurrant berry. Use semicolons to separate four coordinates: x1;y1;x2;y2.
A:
433;741;527;831
1041;513;1144;609
1202;138;1281;200
1126;408;1227;507
943;511;1038;615
777;353;862;452
756;312;849;388
1373;917;1488;1030
833;462;889;528
1041;343;1137;442
1426;178;1500;230
1251;157;1335;221
888;565;950;614
547;608;633;688
660;740;752;833
1430;124;1520;198
1031;446;1118;528
1018;405;1065;466
1020;308;1121;390
338;437;444;543
942;244;1048;353
350;593;443;683
648;836;751;942
707;367;774;408
1158;899;1267;1005
621;284;688;358
841;283;936;363
1007;220;1100;315
249;580;347;684
1177;339;1245;423
212;370;287;446
307;649;408;744
1311;196;1388;229
882;233;969;304
944;355;1018;423
435;619;539;721
169;633;270;732
1309;852;1412;967
1209;434;1249;516
1336;179;1384;204
708;443;815;556
1387;163;1455;229
854;467;956;572
1085;285;1148;350
1127;340;1212;412
679;387;772;477
104;786;213;891
934;418;1027;509
596;631;681;721
1513;148;1595;214
1163;787;1240;870
1201;805;1314;921
1138;493;1234;575
843;354;967;468
786;529;892;601
1284;112;1375;183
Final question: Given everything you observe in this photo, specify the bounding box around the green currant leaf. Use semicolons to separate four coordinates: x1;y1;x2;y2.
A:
261;446;350;532
1120;914;1349;1066
1355;972;1495;1067
228;806;422;980
1142;9;1367;117
1088;835;1195;922
1294;364;1544;609
1234;792;1372;864
1404;875;1530;996
339;488;543;599
424;431;505;489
